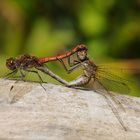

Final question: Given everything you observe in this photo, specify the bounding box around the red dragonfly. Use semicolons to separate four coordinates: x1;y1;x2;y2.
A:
5;45;87;89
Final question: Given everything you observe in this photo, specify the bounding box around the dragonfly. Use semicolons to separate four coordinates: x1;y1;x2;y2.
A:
36;44;130;131
5;45;87;90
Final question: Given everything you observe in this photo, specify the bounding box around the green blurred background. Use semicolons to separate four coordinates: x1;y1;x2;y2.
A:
0;0;140;96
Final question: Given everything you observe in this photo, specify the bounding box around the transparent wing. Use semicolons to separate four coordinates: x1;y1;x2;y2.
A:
95;66;131;94
89;79;127;131
86;65;131;112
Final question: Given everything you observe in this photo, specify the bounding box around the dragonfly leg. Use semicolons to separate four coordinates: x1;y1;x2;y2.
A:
68;55;80;67
4;70;25;91
26;70;46;91
4;70;17;79
58;58;81;74
67;56;81;74
19;70;26;81
9;70;26;91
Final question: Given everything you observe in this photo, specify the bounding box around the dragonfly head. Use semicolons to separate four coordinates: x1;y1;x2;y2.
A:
77;45;87;61
77;50;88;61
6;57;19;70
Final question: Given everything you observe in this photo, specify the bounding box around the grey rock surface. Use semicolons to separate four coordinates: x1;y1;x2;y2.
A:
0;79;140;140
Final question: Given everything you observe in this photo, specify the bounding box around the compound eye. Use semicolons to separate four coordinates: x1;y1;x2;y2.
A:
6;58;17;70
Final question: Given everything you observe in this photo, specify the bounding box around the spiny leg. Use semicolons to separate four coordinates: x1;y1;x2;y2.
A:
0;71;15;89
68;55;80;67
58;58;81;74
26;69;46;91
3;69;24;91
67;56;81;73
4;70;17;79
10;70;26;91
19;70;26;81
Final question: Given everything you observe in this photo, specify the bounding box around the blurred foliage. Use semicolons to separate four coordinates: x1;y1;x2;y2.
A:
0;0;140;96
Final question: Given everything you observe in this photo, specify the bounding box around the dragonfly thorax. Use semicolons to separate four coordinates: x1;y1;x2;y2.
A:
18;54;43;70
82;60;97;78
6;54;43;71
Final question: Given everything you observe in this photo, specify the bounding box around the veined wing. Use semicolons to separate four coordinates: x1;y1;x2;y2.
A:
95;66;131;94
88;66;131;112
89;78;127;131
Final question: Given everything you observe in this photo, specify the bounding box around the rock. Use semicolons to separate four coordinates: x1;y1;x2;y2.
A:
0;79;140;140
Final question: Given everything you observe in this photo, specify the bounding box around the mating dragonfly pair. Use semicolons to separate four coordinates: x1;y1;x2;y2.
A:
5;44;130;131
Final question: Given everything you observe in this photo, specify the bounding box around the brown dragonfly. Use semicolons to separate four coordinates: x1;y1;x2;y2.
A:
37;44;131;131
